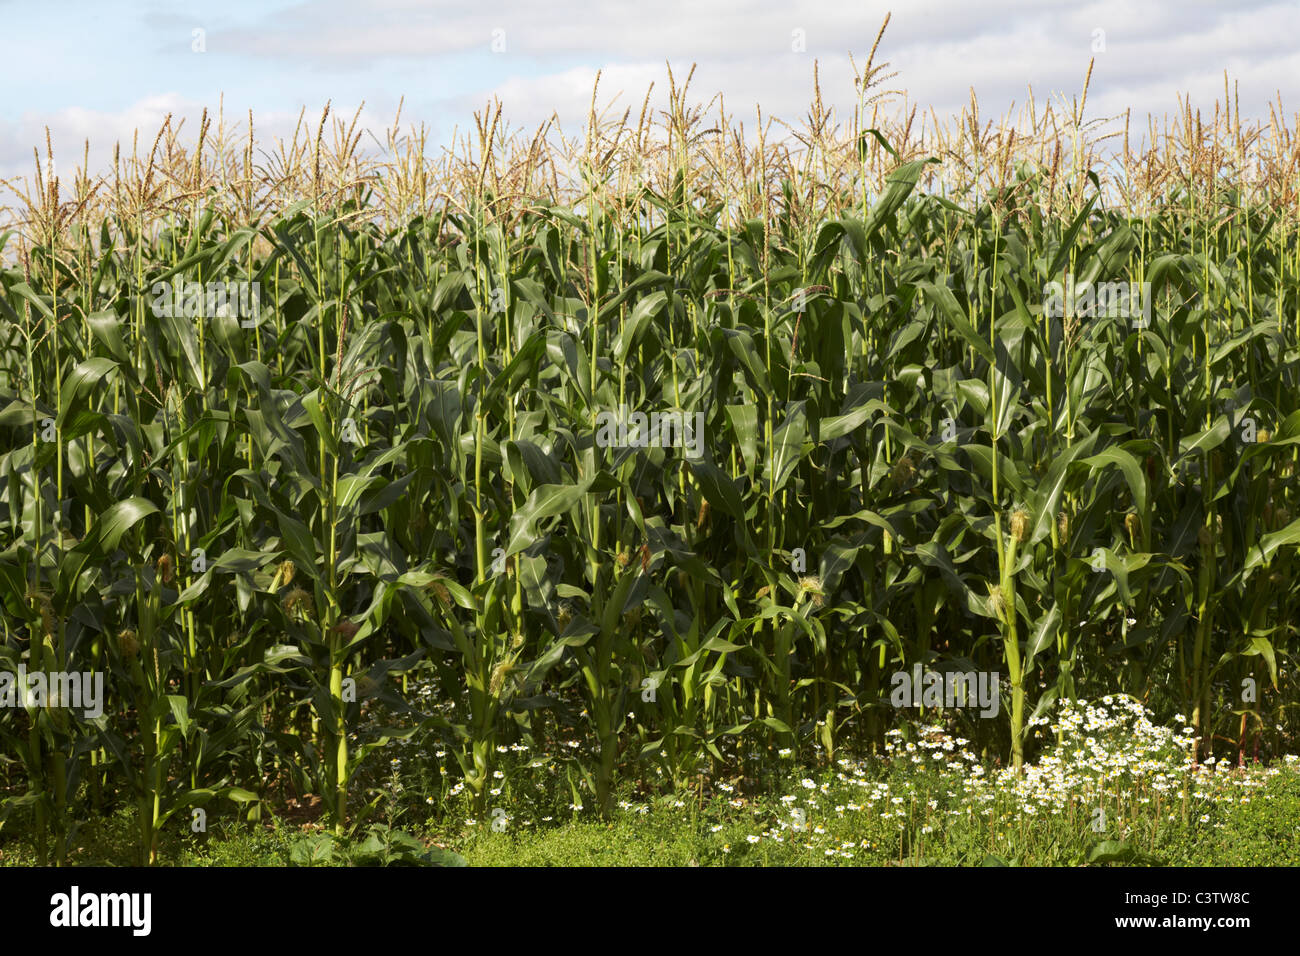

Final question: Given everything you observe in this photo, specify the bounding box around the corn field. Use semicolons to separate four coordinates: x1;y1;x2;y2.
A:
2;45;1299;865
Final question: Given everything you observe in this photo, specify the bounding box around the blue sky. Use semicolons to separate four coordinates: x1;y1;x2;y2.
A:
3;0;1298;181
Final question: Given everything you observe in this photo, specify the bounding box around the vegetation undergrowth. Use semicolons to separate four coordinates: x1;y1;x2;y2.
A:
3;697;1296;866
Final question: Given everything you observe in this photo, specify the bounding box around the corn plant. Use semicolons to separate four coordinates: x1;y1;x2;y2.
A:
2;41;1299;850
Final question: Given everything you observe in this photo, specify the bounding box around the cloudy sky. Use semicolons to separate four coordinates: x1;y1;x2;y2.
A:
2;0;1297;181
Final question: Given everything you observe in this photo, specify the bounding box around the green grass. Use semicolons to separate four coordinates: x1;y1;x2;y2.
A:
5;700;1297;866
5;760;1295;868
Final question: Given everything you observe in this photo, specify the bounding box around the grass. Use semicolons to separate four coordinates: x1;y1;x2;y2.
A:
4;697;1296;866
5;759;1296;868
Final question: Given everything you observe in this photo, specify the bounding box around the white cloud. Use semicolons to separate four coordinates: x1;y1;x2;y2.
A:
2;0;1297;189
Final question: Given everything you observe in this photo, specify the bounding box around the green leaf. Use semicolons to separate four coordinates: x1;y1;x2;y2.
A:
1240;636;1279;688
57;358;118;428
276;511;321;581
1242;516;1300;574
93;497;159;553
504;475;595;558
166;695;193;737
1081;447;1147;522
1025;604;1061;668
1086;841;1163;866
688;459;745;521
